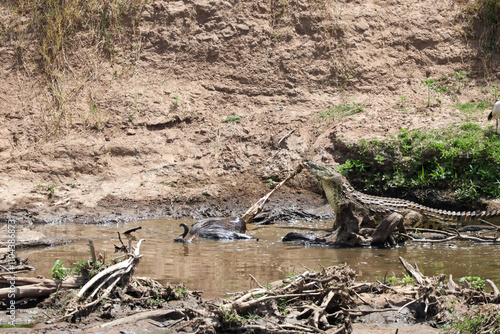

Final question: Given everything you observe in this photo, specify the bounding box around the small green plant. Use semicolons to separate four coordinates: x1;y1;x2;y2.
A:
221;115;243;124
441;309;500;333
491;87;500;101
148;293;164;305
51;259;71;280
319;103;364;120
251;293;265;298
46;183;56;196
244;313;260;322
458;276;485;290
278;297;289;317
337;159;368;175
382;273;414;285
398;95;407;111
172;94;180;105
52;258;104;280
382;274;399;285
267;179;278;186
453;70;468;93
454;101;492;113
222;311;245;326
175;281;189;298
400;273;415;285
421;78;441;107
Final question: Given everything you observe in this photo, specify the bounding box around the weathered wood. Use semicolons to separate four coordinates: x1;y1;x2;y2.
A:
88;239;96;263
486;279;499;300
371;212;404;246
241;163;303;224
0;285;57;299
0;277;85;299
77;239;144;299
284;201;407;247
0;276;86;288
92;309;185;329
399;256;427;285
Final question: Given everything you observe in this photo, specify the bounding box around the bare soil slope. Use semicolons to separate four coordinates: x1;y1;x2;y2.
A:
0;0;499;223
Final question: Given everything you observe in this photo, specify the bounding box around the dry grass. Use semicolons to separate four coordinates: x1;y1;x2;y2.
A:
2;0;146;141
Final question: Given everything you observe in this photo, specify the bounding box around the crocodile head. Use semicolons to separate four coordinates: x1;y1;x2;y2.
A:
302;160;346;184
302;160;349;213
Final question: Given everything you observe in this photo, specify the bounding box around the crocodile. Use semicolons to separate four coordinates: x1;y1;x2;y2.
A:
303;160;500;229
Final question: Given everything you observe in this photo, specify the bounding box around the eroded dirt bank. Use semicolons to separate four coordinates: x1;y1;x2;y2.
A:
1;0;500;224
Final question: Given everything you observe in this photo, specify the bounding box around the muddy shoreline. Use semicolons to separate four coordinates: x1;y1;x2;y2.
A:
0;188;331;226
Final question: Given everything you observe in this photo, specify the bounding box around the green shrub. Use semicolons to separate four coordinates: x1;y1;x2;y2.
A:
338;124;500;207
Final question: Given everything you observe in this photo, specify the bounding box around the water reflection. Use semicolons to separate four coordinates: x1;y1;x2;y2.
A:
16;218;500;298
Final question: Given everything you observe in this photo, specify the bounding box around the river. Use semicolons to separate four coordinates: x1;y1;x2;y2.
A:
17;218;500;298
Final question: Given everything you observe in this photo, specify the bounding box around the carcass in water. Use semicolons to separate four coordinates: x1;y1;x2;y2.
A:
174;216;252;243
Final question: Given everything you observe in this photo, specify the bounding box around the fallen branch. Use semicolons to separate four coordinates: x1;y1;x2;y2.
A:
399;257;427;285
233;292;322;311
0;276;87;299
91;309;185;329
311;290;335;328
241;163;303;224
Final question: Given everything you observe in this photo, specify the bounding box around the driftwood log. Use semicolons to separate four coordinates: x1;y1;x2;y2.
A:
0;277;87;300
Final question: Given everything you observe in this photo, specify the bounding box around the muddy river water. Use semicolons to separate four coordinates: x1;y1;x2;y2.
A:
17;218;500;298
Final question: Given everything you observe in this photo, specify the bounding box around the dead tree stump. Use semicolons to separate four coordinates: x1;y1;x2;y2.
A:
371;212;404;246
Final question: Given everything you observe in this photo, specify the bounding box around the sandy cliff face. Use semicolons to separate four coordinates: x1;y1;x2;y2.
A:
0;0;498;222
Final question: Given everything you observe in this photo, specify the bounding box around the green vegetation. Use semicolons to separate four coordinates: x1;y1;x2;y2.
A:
458;276;486;290
454;101;492;113
319;102;364;120
421;71;470;107
0;323;35;328
174;281;189;298
172;94;181;106
338;124;500;205
278;297;289;316
267;178;278;186
442;309;500;333
422;78;442;107
147;292;165;305
382;273;415;286
51;259;71;280
51;258;104;280
398;95;408;111
221;115;243;124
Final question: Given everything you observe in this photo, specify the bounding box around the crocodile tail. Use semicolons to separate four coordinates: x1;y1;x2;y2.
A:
488;111;493;121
